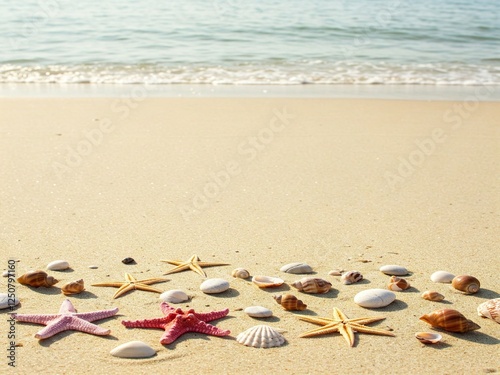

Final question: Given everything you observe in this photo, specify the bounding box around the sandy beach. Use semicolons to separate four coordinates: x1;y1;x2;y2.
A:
0;96;499;374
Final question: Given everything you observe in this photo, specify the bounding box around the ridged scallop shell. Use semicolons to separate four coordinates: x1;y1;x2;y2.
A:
110;341;156;358
421;291;445;301
341;270;363;285
46;260;70;271
252;275;284;288
61;279;85;295
387;276;410;291
236;325;286;348
451;275;480;294
273;294;307;311
159;290;189;304
430;270;455;283
17;270;58;288
280;262;313;274
231;268;250;279
477;298;500;324
419;308;480;333
415;332;442;344
291;277;332;294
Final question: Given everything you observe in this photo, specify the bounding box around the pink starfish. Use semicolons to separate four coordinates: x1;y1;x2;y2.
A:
12;299;118;340
122;302;230;344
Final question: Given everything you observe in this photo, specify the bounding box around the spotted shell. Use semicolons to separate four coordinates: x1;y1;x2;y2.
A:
387;276;410;291
477;298;500;324
451;275;480;294
421;291;445;302
341;270;363;285
273;294;307;311
291;277;332;294
61;279;85;295
17;270;58;288
419;308;480;333
415;332;442;344
231;268;250;279
252;275;284;288
236;325;286;348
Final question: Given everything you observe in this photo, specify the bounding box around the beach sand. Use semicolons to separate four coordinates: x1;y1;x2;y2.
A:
0;97;498;374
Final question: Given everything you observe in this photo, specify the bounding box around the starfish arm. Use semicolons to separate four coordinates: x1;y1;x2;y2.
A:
122;317;171;329
339;324;355;347
347;316;386;325
66;317;111;336
192;308;230;322
299;322;341;337
58;299;77;314
189;263;208;277
333;307;348;321
34;316;111;339
12;313;60;325
298;316;333;326
163;264;189;275
161;260;183;266
136;277;168;285
134;284;163;294
125;273;136;282
160;302;178;315
198;262;230;267
91;282;125;287
75;308;119;322
160;314;230;345
113;284;135;299
349;323;396;337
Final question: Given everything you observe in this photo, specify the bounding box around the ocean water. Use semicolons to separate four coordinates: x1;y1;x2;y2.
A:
0;0;499;85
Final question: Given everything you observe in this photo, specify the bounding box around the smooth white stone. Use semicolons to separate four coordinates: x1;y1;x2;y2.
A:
280;262;313;274
354;289;396;308
110;341;156;358
379;264;408;276
2;271;9;277
244;306;273;318
200;278;230;294
159;290;189;304
46;260;70;271
0;293;20;309
430;271;455;283
88;265;98;269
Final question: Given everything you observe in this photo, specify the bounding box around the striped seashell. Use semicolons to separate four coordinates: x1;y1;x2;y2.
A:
280;262;313;274
421;291;445;302
387;276;410;291
61;279;85;295
273;294;307;311
236;325;286;348
252;275;284;288
341;271;363;285
291;277;332;294
419;309;480;333
110;341;156;358
415;332;442;344
231;268;250;279
451;275;480;294
17;270;58;288
477;298;500;324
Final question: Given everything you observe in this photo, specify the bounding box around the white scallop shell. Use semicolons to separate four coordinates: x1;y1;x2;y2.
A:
354;289;396;308
477;298;500;324
252;275;284;288
430;271;455;283
200;278;230;294
159;289;189;304
244;306;273;318
110;341;156;358
231;268;250;279
379;264;408;276
280;262;313;274
46;260;70;271
236;325;286;348
415;332;442;344
0;293;20;310
341;270;363;285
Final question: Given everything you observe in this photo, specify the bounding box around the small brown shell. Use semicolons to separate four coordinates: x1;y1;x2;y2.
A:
419;308;480;333
477;298;500;324
451;275;480;294
61;279;85;295
231;268;250;279
17;270;58;288
291;277;332;294
341;271;363;285
421;291;445;302
387;276;410;291
273;294;307;311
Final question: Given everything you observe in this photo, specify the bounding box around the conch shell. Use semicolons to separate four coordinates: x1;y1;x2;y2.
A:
61;279;85;295
291;277;332;294
419;308;480;333
421;291;445;302
477;298;500;324
273;294;307;311
451;275;480;294
17;270;58;288
387;276;410;291
341;270;363;285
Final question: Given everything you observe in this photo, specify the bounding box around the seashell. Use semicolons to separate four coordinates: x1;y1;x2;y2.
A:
244;306;273;318
17;270;58;288
291;277;332;294
341;270;363;285
231;268;250;279
419;308;481;333
88;265;98;269
0;293;20;310
387;276;410;291
61;279;85;295
379;264;408;276
110;341;156;358
280;262;313;274
159;289;189;304
46;260;70;271
252;275;284;288
415;332;442;344
430;270;455;283
121;257;135;264
273;294;307;311
477;298;500;324
421;291;445;302
200;278;230;294
451;275;480;294
354;289;396;308
328;269;344;276
236;325;286;348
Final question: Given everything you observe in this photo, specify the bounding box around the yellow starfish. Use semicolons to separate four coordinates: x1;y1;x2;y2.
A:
299;307;395;347
161;254;229;278
91;273;168;299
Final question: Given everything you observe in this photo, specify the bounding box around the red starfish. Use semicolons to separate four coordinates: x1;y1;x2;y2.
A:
121;302;230;345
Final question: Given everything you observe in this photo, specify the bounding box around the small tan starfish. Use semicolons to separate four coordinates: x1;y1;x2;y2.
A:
162;254;229;278
91;273;168;299
299;307;395;347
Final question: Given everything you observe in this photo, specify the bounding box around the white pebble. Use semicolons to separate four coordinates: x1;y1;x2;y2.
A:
280;262;313;274
244;306;273;318
379;264;408;276
430;270;455;283
88;265;98;269
47;260;70;271
159;290;189;304
0;293;20;309
110;341;156;358
200;278;230;294
354;289;396;308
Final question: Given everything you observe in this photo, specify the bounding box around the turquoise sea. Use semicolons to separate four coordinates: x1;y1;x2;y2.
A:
0;0;499;85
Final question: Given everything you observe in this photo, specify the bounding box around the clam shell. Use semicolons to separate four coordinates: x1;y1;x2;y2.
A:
0;293;20;310
421;291;445;301
61;279;85;295
159;289;189;304
236;325;286;348
430;271;455;283
477;298;500;324
231;268;250;279
46;260;70;271
200;278;230;294
341;270;363;285
328;269;344;276
252;275;284;288
415;332;442;344
110;341;156;358
387;276;410;291
419;308;480;333
273;294;307;311
354;289;396;308
280;262;313;274
244;306;273;318
379;265;408;276
291;277;332;294
451;275;480;294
